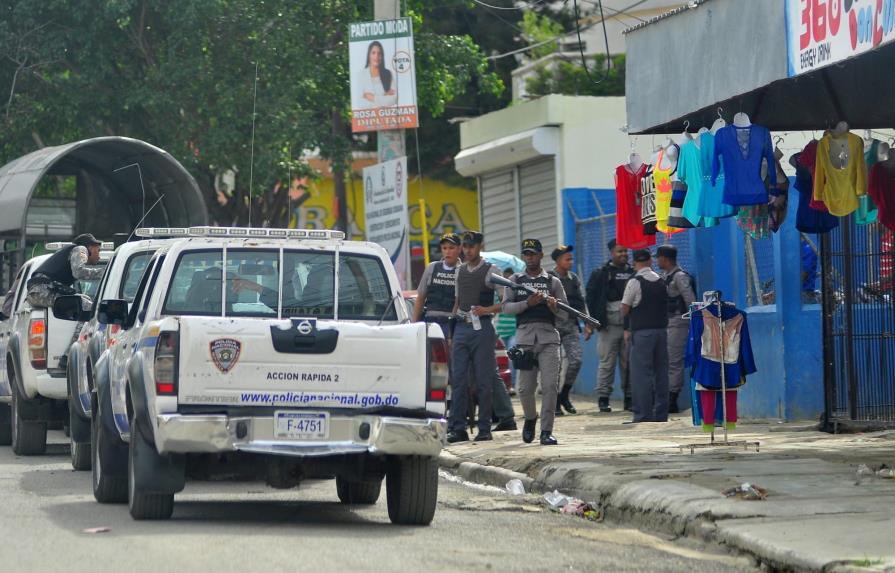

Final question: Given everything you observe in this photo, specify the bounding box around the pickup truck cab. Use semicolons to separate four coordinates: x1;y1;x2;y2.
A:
88;227;447;524
0;243;110;454
54;233;181;470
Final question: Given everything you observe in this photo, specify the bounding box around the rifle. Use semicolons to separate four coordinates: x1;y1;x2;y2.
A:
490;273;601;329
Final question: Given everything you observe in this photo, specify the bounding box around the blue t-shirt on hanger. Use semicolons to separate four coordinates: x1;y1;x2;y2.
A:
711;124;777;206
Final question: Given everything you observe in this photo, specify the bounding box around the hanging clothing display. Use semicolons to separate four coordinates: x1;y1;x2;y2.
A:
856;140;881;225
869;161;895;233
615;163;656;249
711;124;776;206
765;152;789;233
736;204;771;240
640;164;658;235
678;133;732;226
653;148;683;234
813;131;867;216
792;151;839;234
799;139;831;213
693;389;739;431
667;180;694;229
685;303;756;391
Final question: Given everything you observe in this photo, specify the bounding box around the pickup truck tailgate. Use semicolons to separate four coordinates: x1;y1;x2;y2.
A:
176;317;428;409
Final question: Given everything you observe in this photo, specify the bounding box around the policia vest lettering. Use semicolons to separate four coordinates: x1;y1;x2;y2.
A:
628;276;669;331
425;262;456;313
456;262;494;312
33;244;77;286
515;274;554;327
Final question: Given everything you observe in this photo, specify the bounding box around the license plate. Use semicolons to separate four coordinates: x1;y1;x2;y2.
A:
274;411;329;439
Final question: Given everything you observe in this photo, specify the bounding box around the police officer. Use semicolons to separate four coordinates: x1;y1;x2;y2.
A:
502;238;568;445
26;233;106;308
656;245;696;414
585;239;634;413
548;244;586;416
415;233;516;434
621;249;670;423
447;231;504;443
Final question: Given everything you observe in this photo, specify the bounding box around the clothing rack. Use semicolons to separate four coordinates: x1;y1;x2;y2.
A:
679;291;759;454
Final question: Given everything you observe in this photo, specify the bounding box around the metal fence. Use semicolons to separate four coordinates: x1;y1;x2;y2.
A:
822;218;895;427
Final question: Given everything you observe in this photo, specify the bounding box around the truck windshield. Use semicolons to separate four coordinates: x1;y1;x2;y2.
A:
162;248;397;321
119;252;154;301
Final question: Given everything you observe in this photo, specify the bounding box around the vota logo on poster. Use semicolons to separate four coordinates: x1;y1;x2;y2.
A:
787;0;895;75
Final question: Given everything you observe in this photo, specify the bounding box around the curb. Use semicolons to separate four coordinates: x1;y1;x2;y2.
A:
437;452;871;573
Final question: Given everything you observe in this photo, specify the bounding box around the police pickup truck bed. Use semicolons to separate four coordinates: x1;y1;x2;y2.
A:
87;227;447;524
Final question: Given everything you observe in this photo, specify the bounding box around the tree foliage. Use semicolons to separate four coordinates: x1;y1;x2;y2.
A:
524;54;625;98
0;0;503;227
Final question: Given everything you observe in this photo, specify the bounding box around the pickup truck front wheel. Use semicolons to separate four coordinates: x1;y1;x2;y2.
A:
336;476;382;505
0;403;11;446
11;390;47;456
92;394;127;503
386;456;438;525
128;416;174;520
70;399;91;471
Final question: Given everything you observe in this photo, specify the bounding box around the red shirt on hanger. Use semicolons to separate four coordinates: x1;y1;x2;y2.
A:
615;163;656;249
869;162;895;232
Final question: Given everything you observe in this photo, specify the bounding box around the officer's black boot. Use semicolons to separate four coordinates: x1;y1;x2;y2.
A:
560;385;577;414
669;391;680;414
623;395;633;411
522;418;537;443
539;430;558;446
598;397;611;413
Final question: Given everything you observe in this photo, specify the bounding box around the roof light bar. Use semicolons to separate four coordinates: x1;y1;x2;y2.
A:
186;227;345;240
46;241;116;251
134;228;190;238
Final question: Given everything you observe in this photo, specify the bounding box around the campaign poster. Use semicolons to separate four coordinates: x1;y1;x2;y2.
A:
349;18;418;132
363;157;409;287
786;0;895;76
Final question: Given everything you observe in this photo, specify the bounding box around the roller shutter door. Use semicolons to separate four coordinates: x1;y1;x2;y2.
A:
479;169;517;255
519;158;557;264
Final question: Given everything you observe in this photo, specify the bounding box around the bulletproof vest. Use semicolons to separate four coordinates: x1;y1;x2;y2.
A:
456;262;494;312
665;268;695;317
606;264;633;302
551;270;585;314
629;276;669;331
34;244;76;286
515;273;555;327
425;261;456;313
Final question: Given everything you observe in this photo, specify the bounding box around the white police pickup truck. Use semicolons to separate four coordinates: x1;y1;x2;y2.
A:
0;243;110;455
52;232;180;471
90;227;447;524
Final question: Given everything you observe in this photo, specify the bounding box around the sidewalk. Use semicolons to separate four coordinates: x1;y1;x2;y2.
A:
439;396;895;572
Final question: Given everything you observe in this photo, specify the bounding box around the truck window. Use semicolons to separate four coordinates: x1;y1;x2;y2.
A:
119;252;153;301
12;263;31;312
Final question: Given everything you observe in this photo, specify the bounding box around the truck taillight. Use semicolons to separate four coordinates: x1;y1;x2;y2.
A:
154;331;178;396
29;318;47;369
427;338;449;402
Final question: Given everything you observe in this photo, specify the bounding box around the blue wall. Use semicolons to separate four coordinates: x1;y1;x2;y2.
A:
562;183;824;421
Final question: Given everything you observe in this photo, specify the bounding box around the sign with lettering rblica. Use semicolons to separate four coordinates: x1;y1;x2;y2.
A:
786;0;895;76
349;18;418;132
363;157;409;287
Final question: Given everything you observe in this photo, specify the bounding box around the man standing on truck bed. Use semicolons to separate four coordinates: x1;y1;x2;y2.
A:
447;231;503;444
414;233;516;435
26;233;106;308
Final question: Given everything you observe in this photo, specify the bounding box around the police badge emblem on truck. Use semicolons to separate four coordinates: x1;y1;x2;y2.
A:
209;338;242;373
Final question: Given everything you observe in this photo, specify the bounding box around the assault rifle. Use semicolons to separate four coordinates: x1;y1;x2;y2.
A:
490;273;601;329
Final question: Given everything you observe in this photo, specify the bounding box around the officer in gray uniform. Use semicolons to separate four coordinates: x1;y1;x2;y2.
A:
548;244;586;416
26;233;105;308
447;231;504;443
502;238;568;445
656;245;696;414
415;233;516;433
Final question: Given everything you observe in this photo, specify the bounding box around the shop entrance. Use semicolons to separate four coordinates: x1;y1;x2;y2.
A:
822;219;895;428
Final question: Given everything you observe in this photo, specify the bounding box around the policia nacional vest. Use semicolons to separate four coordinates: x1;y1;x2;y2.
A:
425;262;456;313
628;276;669;331
514;273;554;327
33;244;77;286
456;262;495;312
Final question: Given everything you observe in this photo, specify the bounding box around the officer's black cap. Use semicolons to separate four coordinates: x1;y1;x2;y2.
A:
632;249;652;263
521;238;542;254
462;230;484;245
656;245;678;259
551;244;573;261
73;233;102;247
439;233;461;246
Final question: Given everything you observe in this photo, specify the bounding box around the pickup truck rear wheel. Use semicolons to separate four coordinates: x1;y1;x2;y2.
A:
386;456;438;525
91;395;127;503
0;403;11;445
336;476;382;505
11;390;47;456
128;417;174;520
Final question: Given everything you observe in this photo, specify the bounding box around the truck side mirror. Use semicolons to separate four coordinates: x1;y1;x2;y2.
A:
53;295;91;322
97;299;128;326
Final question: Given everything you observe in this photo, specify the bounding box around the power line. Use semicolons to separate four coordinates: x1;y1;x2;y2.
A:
469;0;549;11
572;0;612;85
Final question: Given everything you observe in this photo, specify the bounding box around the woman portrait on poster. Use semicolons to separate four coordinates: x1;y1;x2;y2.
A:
358;40;397;108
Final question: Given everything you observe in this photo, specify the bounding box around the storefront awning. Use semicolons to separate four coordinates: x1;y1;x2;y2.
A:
454;127;559;177
624;0;895;134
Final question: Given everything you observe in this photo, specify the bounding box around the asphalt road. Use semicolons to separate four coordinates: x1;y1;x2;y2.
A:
0;432;758;572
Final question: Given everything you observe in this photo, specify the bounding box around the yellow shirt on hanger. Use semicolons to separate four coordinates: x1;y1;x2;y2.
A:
654;148;683;235
813;132;867;216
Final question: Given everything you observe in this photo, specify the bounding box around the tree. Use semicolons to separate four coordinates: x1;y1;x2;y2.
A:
0;0;503;227
524;54;626;98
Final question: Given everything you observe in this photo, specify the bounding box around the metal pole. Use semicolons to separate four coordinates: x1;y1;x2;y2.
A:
419;198;430;266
